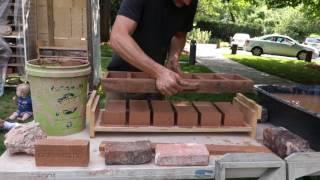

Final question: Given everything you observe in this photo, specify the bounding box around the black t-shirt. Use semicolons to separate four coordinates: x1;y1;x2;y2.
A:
108;0;198;71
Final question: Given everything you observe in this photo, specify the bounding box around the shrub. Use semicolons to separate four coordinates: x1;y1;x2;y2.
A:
187;28;212;43
196;20;264;41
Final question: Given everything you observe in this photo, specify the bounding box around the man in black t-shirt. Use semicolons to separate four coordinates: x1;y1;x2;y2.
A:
108;0;198;96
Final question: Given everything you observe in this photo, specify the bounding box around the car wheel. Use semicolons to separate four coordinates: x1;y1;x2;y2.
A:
297;51;307;60
252;47;263;56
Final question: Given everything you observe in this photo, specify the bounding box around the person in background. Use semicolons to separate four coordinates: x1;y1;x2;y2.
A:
7;83;33;122
0;118;20;131
108;0;199;98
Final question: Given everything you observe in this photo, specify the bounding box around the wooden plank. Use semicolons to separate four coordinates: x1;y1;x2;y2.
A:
233;97;257;138
95;110;252;133
54;7;72;38
86;90;96;123
236;93;262;119
47;0;54;46
90;94;100;138
54;38;87;48
39;46;87;51
71;7;84;38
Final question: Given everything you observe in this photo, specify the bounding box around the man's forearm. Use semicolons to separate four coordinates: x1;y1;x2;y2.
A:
168;33;187;62
110;30;166;79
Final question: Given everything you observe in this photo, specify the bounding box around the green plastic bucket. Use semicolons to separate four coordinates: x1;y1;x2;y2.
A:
26;59;91;136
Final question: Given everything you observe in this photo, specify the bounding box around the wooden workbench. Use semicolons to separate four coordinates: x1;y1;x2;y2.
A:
0;126;272;180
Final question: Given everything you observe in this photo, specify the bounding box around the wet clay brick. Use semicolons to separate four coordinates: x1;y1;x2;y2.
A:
155;144;209;166
129;100;151;126
215;102;245;126
35;139;89;167
151;101;175;127
102;100;126;126
174;102;198;127
206;145;271;155
193;102;222;127
105;141;152;165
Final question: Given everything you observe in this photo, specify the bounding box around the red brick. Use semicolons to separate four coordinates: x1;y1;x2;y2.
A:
102;100;126;126
214;102;245;126
193;102;222;127
35;139;89;167
105;141;152;165
155;144;209;166
174;102;198;127
151;100;175;127
129;100;151;126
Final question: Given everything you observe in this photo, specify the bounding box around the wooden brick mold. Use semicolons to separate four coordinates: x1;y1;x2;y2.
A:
102;100;127;126
151;100;175;127
214;102;246;126
101;72;253;93
174;102;199;127
193;102;222;127
129;100;151;126
90;93;262;139
35;139;90;167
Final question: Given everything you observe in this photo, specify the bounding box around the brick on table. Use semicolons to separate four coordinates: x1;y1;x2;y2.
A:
129;100;151;126
193;102;222;127
151;100;175;127
105;141;152;165
35;139;89;167
214;102;245;126
102;100;126;126
155;144;209;166
174;102;198;127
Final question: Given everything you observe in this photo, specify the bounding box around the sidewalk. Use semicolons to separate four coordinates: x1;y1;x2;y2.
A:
189;44;295;85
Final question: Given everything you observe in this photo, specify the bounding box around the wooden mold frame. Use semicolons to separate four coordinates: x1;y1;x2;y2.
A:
101;72;254;94
87;93;262;138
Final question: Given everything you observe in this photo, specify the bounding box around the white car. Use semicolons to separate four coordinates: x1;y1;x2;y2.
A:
231;33;250;48
244;34;319;60
304;37;320;53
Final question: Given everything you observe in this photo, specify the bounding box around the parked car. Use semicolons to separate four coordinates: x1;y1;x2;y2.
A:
304;37;320;52
231;33;250;49
244;34;319;60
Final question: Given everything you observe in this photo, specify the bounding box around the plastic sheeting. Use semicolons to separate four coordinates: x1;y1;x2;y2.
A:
0;37;12;96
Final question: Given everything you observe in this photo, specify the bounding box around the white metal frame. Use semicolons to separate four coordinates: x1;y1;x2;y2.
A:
286;152;320;180
215;153;286;180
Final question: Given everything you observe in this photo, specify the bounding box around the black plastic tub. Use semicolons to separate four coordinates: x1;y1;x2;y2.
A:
255;84;320;150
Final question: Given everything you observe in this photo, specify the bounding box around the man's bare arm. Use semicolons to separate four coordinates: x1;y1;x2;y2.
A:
109;15;185;96
167;32;187;74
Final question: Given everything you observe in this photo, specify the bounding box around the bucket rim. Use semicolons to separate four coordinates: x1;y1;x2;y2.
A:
27;59;90;69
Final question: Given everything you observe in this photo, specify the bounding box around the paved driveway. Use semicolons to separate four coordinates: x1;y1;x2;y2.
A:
187;44;296;85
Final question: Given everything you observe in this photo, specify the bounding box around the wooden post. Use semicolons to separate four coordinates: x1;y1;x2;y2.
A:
46;0;55;46
99;0;111;42
86;0;94;89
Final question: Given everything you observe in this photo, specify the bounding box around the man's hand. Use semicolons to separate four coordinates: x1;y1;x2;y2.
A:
166;59;183;75
156;68;198;96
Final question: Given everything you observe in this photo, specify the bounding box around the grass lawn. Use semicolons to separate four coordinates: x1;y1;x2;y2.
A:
225;54;320;84
0;89;17;155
